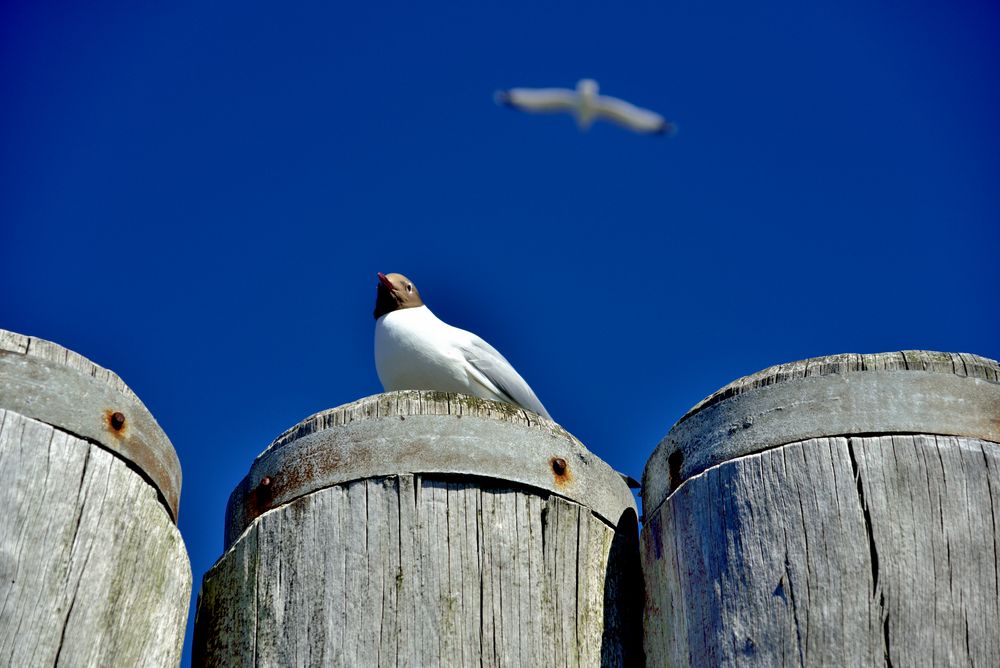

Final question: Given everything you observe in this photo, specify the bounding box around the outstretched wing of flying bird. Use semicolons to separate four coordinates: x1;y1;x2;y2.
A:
495;88;578;114
594;95;674;135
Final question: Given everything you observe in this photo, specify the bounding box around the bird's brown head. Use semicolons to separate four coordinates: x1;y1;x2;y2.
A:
374;272;424;319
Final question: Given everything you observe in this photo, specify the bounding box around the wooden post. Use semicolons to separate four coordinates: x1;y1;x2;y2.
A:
0;329;191;667
641;351;1000;666
194;391;642;666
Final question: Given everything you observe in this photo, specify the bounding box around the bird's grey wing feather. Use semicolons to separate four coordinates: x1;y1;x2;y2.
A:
593;95;673;134
460;337;551;419
496;88;577;114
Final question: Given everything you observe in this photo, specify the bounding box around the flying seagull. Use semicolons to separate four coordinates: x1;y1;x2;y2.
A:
495;78;675;135
373;272;550;419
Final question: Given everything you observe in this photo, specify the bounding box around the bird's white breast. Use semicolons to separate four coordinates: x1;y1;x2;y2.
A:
374;306;473;394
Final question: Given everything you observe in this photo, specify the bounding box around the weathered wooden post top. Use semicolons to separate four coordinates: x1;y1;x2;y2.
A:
0;329;191;667
223;391;636;548
196;391;642;666
641;351;1000;666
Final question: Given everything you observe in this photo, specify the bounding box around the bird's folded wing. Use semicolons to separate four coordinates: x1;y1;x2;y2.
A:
594;95;672;134
497;88;577;113
460;337;551;419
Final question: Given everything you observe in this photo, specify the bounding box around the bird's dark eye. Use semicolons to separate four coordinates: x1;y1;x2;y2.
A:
406;284;412;293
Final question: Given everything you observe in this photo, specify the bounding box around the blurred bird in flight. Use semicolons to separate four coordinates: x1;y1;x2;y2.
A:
495;78;676;135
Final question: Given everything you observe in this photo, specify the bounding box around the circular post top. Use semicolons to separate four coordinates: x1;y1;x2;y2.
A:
643;350;1000;518
224;391;636;549
0;329;181;522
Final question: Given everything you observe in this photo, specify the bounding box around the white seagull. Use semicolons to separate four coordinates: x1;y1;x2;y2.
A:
495;78;675;135
373;272;550;419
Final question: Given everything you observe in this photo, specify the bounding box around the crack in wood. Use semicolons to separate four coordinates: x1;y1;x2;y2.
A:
51;446;93;668
782;554;805;668
881;592;893;668
982;445;1000;628
847;437;893;666
847;439;880;597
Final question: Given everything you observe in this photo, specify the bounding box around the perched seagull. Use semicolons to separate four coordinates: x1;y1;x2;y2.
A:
495;78;675;135
374;272;642;490
373;272;551;419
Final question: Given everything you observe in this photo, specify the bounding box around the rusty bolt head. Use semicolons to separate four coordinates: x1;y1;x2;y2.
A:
259;476;272;488
110;412;126;431
551;457;567;475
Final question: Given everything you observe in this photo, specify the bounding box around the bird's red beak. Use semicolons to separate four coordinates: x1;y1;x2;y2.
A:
377;272;394;290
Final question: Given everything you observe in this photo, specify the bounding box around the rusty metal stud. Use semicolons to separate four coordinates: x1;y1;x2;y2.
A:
110;411;126;431
260;476;272;488
551;457;567;475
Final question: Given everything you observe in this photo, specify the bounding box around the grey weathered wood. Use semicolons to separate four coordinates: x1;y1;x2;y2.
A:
194;393;642;667
642;351;1000;666
0;331;191;667
224;391;636;547
0;329;181;520
643;351;1000;516
197;475;640;667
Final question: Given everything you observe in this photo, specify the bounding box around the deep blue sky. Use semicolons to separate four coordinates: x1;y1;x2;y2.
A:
2;0;998;664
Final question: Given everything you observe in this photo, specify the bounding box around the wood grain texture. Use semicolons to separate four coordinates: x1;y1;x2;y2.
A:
0;329;138;402
642;434;1000;666
0;409;191;667
683;350;1000;419
643;351;1000;515
195;474;642;667
264;391;570;455
225;391;636;549
0;329;181;520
